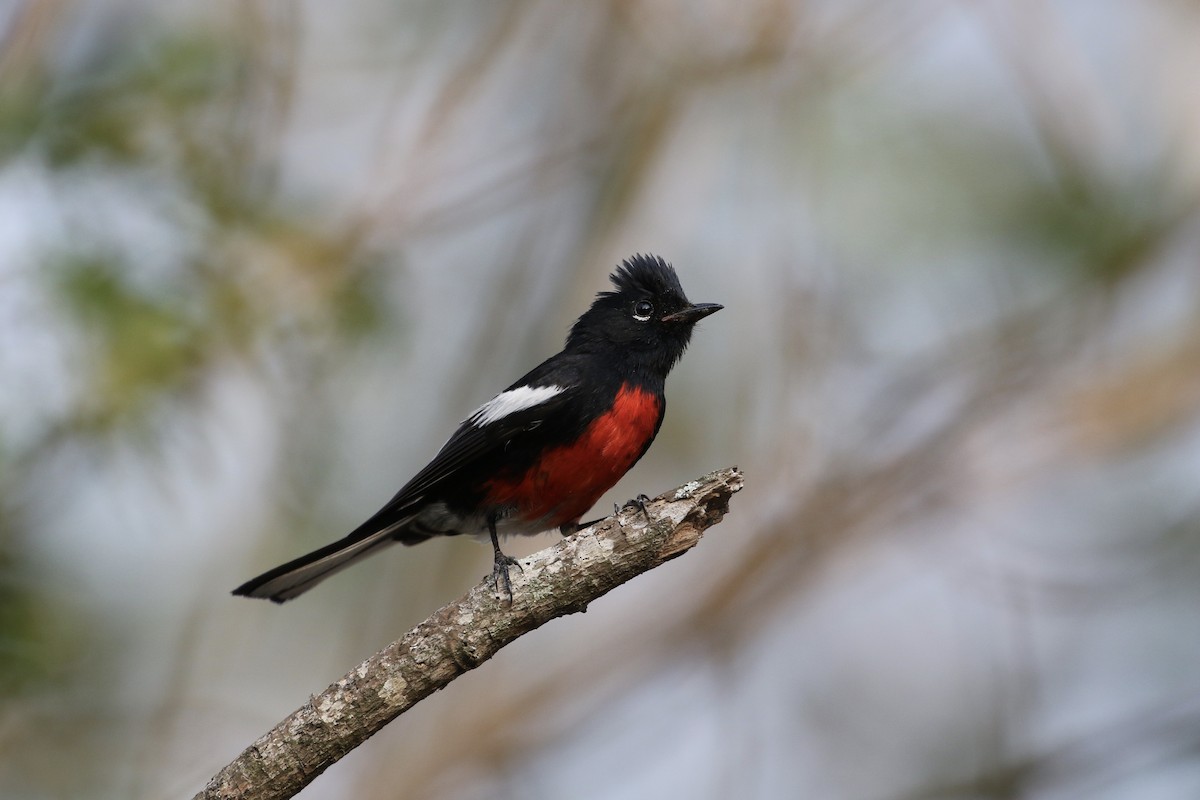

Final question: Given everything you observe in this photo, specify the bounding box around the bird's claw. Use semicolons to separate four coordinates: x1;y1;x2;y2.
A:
491;551;524;603
622;493;652;521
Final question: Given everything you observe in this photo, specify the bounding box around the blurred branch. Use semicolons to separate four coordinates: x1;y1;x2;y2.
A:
194;467;744;800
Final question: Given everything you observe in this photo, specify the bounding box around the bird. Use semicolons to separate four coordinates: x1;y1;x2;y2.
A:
232;254;722;603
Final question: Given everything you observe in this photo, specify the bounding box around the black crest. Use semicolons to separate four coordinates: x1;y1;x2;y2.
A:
605;254;687;302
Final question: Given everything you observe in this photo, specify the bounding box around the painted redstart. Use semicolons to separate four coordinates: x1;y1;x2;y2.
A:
233;254;721;603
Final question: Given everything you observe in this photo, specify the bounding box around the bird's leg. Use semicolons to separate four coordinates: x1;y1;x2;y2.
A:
564;516;602;534
489;514;523;603
569;504;618;532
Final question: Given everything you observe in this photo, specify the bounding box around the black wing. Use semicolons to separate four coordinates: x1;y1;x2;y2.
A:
348;356;584;536
232;356;583;601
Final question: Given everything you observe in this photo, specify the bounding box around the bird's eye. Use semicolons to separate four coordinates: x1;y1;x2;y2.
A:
633;300;654;321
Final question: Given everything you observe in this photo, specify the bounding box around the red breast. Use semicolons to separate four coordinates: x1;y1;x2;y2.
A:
483;384;662;528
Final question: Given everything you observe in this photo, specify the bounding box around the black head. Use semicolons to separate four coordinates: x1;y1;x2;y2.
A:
565;254;722;376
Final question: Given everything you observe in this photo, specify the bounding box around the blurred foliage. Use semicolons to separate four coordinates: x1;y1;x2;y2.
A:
5;21;390;436
0;544;51;693
0;33;236;166
0;17;389;698
1008;169;1189;286
49;252;206;432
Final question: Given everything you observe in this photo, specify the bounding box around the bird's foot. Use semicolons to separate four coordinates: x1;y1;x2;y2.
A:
491;550;524;603
621;493;652;521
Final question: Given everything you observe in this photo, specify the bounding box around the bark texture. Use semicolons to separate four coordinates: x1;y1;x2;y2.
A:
196;466;744;800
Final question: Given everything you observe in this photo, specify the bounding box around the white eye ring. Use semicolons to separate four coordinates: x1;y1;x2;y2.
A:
633;300;654;321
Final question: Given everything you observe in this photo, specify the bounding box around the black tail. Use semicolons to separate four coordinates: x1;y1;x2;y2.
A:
232;526;399;603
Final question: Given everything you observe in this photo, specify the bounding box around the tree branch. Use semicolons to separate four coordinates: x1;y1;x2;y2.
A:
195;466;744;800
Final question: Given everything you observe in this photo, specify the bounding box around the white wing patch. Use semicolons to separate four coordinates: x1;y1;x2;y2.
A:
469;384;565;426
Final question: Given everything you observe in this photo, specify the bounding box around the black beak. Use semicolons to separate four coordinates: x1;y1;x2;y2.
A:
662;302;723;324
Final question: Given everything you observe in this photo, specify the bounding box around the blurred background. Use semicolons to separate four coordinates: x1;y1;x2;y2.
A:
2;1;1200;798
